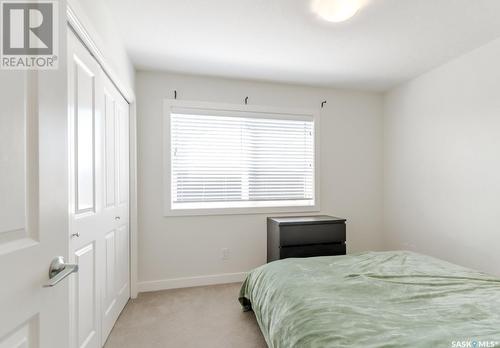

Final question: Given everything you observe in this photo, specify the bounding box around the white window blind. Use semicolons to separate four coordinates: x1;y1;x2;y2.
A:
169;107;315;211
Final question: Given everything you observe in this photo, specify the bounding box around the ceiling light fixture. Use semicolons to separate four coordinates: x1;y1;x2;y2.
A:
311;0;361;23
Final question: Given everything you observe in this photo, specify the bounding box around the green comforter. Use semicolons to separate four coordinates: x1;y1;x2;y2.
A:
239;251;500;348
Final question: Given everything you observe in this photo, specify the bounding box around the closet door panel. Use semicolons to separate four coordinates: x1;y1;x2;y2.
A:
69;30;130;348
74;243;99;348
74;57;96;214
116;224;129;296
100;76;130;345
104;92;116;208
117;102;129;206
104;230;116;312
68;30;102;348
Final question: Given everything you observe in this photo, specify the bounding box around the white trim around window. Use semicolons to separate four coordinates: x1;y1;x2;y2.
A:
163;99;321;216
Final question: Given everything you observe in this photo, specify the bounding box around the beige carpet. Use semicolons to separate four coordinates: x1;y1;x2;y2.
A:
104;282;267;348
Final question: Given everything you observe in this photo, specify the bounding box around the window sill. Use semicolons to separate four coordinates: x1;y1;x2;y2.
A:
163;204;320;217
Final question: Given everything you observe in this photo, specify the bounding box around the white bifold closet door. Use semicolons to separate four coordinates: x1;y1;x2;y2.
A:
68;30;130;348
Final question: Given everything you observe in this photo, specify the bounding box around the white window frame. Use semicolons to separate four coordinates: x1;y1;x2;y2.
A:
163;99;321;216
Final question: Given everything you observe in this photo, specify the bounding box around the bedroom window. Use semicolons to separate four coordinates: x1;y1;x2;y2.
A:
164;100;319;215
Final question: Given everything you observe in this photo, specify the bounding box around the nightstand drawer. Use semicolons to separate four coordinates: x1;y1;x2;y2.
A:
280;243;346;259
267;215;347;262
280;223;345;247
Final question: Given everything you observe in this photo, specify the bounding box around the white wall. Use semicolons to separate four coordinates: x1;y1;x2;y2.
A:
383;37;500;276
137;71;384;289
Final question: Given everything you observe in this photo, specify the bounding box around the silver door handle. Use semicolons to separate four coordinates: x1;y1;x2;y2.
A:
43;256;78;288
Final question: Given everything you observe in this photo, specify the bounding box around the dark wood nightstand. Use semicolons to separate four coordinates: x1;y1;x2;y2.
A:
267;215;347;262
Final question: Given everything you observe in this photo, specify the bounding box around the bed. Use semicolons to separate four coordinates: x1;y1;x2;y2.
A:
239;251;500;348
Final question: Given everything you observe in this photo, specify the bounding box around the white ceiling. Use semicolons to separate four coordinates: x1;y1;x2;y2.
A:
107;0;500;91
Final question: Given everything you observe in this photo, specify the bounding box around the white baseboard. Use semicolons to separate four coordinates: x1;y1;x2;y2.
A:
137;272;247;293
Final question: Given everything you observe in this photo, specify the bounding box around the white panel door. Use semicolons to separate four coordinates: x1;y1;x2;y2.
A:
100;75;130;343
0;68;70;346
68;30;104;348
68;30;130;348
